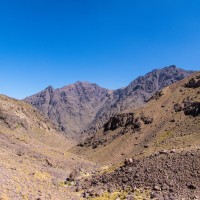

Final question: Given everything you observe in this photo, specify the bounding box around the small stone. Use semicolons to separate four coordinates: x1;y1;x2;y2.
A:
170;149;176;153
76;186;82;192
187;184;196;190
79;168;85;172
153;185;161;191
108;187;114;193
67;169;80;181
83;192;89;198
174;103;182;112
96;189;103;197
159;150;168;154
126;195;134;200
150;192;158;199
124;158;133;165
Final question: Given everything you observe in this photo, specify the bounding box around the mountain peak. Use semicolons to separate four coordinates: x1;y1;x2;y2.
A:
168;64;176;69
45;85;54;92
75;81;89;84
74;81;95;86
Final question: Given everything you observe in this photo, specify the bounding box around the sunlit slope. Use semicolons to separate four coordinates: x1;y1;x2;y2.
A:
0;95;94;200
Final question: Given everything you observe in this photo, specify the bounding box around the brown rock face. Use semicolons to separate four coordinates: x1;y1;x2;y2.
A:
183;101;200;116
24;66;194;140
104;113;141;131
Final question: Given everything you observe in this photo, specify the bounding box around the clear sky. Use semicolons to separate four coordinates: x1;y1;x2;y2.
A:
0;0;200;99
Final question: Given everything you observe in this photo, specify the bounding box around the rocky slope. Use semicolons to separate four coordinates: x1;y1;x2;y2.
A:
83;65;194;136
24;82;111;140
0;95;95;200
81;149;200;199
72;72;200;199
73;72;200;164
25;66;194;140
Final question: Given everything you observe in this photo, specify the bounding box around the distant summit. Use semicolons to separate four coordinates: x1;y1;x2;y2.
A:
24;81;110;139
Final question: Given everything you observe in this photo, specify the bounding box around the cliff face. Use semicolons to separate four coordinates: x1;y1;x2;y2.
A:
24;66;194;140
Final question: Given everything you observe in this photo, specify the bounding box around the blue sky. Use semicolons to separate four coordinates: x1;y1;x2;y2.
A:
0;0;200;99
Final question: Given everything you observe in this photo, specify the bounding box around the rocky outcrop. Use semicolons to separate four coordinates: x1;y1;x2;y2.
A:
0;110;29;130
104;113;141;131
78;112;153;149
183;101;200;117
174;101;200;117
0;95;57;133
147;90;163;102
185;75;200;88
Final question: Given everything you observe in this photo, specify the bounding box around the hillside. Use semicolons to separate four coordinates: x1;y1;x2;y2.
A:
83;65;194;136
0;95;95;200
72;72;200;199
24;65;194;140
73;72;200;164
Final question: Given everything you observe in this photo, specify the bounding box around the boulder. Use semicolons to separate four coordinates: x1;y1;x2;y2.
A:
174;103;182;112
104;113;141;131
183;101;200;117
67;169;80;181
148;91;164;101
124;158;134;165
187;184;197;190
185;76;200;88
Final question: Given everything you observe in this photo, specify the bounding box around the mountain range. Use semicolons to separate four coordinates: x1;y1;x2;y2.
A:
24;65;194;140
0;65;199;199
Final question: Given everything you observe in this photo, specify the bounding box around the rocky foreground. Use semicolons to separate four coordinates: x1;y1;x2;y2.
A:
78;149;200;199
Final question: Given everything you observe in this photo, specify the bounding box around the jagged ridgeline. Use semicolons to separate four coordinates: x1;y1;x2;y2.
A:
24;65;194;140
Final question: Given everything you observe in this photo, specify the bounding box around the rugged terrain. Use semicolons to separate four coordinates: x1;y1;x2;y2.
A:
25;65;194;140
0;95;95;200
73;72;200;164
1;68;199;200
71;72;200;199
